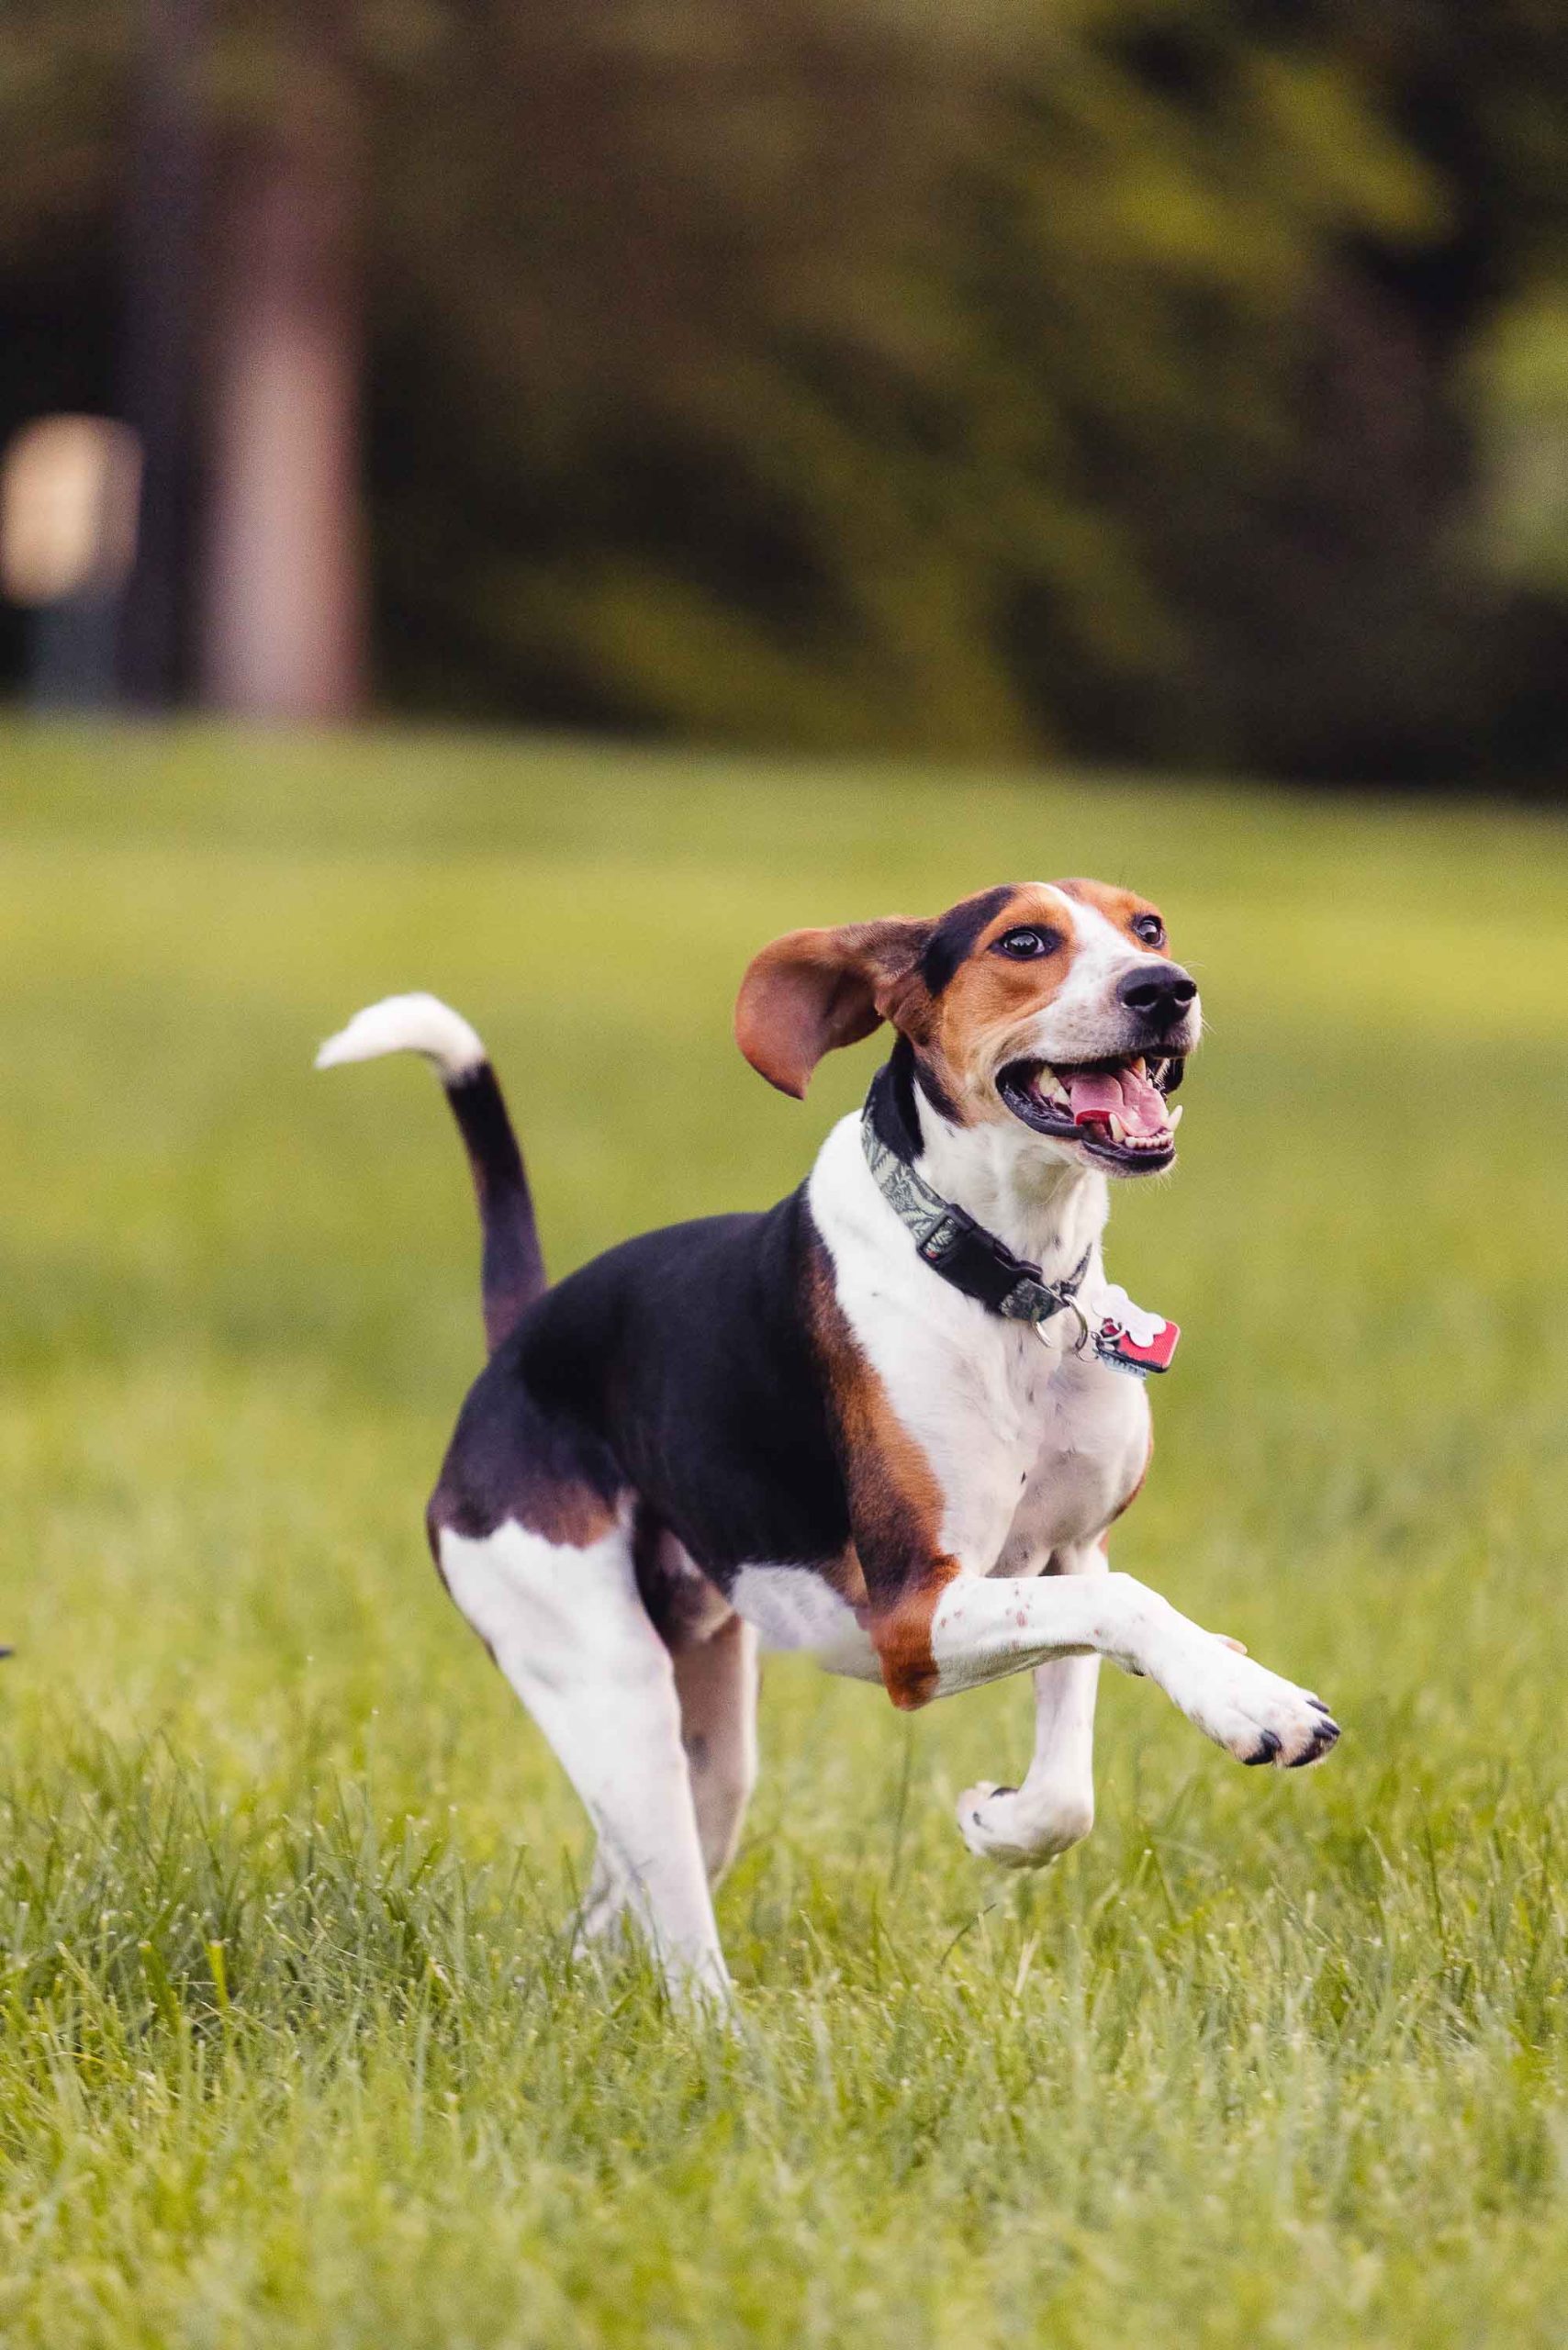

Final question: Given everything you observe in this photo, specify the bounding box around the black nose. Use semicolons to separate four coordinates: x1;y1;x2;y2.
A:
1116;962;1197;1028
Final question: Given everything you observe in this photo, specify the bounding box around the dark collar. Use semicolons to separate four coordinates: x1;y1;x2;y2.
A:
860;1062;1092;1326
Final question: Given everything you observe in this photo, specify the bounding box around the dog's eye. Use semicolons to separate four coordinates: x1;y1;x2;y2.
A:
993;925;1060;960
1131;913;1166;948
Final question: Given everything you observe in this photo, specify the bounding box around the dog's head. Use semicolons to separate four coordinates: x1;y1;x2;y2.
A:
735;880;1200;1178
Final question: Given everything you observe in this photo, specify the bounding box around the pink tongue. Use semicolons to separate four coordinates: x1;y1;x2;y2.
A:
1068;1064;1169;1139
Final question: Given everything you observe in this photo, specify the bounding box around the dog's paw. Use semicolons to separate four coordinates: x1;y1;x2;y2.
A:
958;1780;1094;1866
1161;1635;1339;1769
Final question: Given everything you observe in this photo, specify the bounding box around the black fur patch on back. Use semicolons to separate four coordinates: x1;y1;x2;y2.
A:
918;885;1015;997
429;1190;854;1590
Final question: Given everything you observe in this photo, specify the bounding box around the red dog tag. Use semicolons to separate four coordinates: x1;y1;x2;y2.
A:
1094;1315;1180;1376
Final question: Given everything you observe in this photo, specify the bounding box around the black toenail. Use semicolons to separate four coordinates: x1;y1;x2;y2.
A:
1286;1718;1340;1766
1244;1729;1282;1765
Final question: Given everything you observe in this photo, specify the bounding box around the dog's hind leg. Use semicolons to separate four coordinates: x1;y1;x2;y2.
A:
576;1608;758;1932
436;1514;730;2002
672;1615;759;1886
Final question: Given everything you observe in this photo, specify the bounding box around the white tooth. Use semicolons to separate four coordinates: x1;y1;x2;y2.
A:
1132;1057;1147;1079
1107;1114;1126;1143
1169;1104;1183;1128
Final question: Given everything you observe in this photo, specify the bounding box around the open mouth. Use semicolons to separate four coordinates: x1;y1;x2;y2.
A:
996;1054;1185;1174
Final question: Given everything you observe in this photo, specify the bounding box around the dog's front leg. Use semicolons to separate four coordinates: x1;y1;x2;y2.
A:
874;1564;1338;1770
957;1541;1105;1866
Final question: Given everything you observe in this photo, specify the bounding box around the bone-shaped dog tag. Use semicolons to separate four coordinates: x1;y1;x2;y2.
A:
1091;1281;1179;1376
1094;1315;1180;1375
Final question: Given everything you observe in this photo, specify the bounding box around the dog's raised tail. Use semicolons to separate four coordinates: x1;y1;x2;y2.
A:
316;993;544;1353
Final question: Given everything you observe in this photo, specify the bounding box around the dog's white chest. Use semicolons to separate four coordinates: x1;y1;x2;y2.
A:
879;1304;1150;1571
810;1116;1153;1574
997;1326;1150;1563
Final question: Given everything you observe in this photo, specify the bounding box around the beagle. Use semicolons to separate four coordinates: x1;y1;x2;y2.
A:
319;879;1338;2000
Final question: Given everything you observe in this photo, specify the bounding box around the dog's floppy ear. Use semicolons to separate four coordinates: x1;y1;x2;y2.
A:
734;917;932;1099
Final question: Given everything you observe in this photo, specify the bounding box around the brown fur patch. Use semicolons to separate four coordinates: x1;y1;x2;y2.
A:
823;1542;870;1612
869;1573;961;1710
918;884;1076;1117
426;1466;617;1562
525;1482;618;1549
735;918;932;1098
805;1237;958;1708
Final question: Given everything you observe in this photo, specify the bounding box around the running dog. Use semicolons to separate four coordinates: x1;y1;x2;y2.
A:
319;878;1338;1999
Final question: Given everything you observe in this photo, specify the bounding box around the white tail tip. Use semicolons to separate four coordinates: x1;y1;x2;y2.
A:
315;993;487;1083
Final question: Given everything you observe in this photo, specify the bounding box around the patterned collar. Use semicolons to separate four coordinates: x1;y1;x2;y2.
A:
859;1070;1092;1327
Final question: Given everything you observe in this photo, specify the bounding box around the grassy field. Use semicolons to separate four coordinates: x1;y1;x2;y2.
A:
4;722;1568;2347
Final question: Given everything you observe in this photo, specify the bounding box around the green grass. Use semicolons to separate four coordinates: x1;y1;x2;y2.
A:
4;722;1568;2347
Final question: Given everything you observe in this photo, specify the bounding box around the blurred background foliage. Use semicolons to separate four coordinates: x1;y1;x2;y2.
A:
4;0;1568;784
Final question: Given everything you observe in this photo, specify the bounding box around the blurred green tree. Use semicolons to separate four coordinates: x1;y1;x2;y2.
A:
358;0;1568;778
3;0;1568;778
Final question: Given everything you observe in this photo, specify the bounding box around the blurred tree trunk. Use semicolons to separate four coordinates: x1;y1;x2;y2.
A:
118;0;207;708
199;1;365;721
